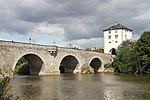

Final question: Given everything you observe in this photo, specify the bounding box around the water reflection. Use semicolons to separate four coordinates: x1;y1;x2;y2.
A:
11;73;150;100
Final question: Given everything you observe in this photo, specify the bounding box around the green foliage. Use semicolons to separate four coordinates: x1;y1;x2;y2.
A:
15;63;30;75
113;31;150;74
14;57;30;75
0;76;20;100
85;48;91;51
92;48;104;53
81;63;94;74
104;63;113;68
85;48;104;53
113;40;136;74
16;57;27;67
0;77;12;100
134;31;150;74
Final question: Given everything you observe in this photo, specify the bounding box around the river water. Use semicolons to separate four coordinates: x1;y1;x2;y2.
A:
12;73;150;100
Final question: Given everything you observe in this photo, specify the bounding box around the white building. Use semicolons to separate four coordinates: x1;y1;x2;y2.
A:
103;22;133;54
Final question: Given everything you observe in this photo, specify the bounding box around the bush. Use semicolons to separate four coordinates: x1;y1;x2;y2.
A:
0;76;12;100
104;63;113;68
0;76;19;100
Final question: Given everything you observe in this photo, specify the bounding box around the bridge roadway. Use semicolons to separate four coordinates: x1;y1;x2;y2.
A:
0;40;112;75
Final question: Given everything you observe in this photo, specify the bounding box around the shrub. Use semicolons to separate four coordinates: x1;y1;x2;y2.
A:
104;63;113;68
0;76;12;100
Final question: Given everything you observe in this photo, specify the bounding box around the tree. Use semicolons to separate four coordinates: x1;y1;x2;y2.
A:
92;48;104;53
85;48;104;53
112;40;136;73
85;48;91;51
134;31;150;74
113;31;150;74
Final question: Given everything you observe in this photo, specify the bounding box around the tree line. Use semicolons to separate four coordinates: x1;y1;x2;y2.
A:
85;47;104;53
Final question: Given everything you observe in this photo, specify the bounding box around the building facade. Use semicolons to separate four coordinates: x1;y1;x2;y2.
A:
103;22;133;54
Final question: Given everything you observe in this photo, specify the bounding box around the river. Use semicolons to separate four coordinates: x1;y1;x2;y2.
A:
11;73;150;100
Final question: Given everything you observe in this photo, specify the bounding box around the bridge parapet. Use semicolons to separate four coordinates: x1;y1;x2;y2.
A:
0;40;55;50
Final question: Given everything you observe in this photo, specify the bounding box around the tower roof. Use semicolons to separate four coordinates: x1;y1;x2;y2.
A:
103;22;133;31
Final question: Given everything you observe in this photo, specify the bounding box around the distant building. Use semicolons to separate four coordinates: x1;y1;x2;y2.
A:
103;22;133;54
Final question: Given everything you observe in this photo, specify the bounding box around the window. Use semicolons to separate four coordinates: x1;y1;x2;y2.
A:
108;36;111;39
115;41;118;43
115;30;117;33
109;42;111;43
115;35;118;39
109;31;111;33
125;35;127;39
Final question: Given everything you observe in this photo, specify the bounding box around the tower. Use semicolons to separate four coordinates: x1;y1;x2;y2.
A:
103;22;133;54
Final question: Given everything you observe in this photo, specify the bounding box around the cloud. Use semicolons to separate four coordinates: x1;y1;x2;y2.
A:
134;10;150;21
27;22;65;42
58;37;104;49
0;0;150;48
64;19;101;41
0;38;7;41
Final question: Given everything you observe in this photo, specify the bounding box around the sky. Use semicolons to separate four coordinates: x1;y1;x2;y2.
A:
0;0;150;49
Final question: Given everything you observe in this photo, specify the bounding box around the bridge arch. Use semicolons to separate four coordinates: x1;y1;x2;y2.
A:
59;55;80;73
14;53;44;75
89;57;102;73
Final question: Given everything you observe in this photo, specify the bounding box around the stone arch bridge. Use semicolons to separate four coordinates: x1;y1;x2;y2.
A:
0;40;112;75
